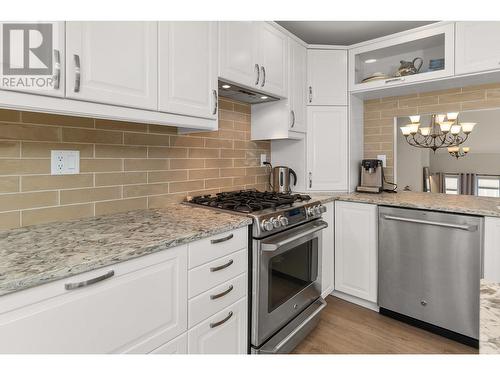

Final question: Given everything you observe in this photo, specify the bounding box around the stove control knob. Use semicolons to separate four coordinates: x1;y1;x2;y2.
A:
314;206;322;215
261;220;274;232
306;207;314;216
271;217;281;228
319;205;327;214
278;215;288;226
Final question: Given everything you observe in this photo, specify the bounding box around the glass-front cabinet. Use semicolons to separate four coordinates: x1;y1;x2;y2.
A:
349;23;455;92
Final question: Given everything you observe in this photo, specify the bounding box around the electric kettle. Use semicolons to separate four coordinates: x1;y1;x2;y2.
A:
270;166;297;193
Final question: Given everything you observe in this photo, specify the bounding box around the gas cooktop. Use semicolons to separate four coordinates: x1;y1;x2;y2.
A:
188;190;312;213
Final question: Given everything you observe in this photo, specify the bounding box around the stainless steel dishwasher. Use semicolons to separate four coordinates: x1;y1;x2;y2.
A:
378;206;483;346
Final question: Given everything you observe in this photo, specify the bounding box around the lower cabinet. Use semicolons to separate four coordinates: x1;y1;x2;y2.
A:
334;201;378;304
187;298;248;354
150;333;187;354
321;201;334;297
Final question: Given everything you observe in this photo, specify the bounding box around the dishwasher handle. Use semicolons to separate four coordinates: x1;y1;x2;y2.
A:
382;214;478;232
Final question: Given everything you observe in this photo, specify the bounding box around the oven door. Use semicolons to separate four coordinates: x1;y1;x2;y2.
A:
252;219;327;347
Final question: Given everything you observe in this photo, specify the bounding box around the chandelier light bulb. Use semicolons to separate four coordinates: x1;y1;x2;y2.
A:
448;146;459;153
446;112;459;121
450;125;462;135
409;115;421;123
436;114;446;124
462;147;470;153
460;122;476;134
419;127;431;136
400;126;412;136
439;121;453;133
408;123;420;135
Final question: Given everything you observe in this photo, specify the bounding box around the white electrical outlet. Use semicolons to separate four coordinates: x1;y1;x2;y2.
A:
51;150;80;175
377;154;387;168
260;154;268;167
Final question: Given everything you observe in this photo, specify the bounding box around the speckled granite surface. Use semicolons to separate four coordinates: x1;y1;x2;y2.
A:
335;191;500;217
480;280;500;354
0;204;251;297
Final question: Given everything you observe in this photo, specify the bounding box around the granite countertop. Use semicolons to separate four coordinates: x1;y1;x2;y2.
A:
480;280;500;353
301;191;500;218
0;204;252;297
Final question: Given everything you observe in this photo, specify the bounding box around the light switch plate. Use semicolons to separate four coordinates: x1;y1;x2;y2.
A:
377;154;387;167
51;150;80;175
260;153;268;167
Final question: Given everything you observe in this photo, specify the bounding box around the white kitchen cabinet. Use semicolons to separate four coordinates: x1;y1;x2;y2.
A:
321;201;334;297
306;106;348;191
158;22;218;120
307;49;347;105
65;21;158;110
150;333;187;354
484;217;500;283
188;298;247;354
455;22;500;75
219;21;259;89
0;21;65;97
0;246;187;354
251;37;306;140
334;201;377;303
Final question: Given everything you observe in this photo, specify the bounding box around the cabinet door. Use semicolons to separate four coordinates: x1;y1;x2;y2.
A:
219;22;258;88
456;22;500;75
150;333;187;354
0;21;65;97
289;38;307;133
306;106;348;191
65;21;158;110
334;201;377;303
188;298;247;354
158;22;218;119
307;49;347;106
321;202;334;297
257;22;288;98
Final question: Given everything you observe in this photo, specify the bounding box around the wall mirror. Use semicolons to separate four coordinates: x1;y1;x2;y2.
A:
395;108;500;197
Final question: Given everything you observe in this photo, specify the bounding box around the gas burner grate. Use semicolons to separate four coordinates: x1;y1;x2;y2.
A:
189;189;311;213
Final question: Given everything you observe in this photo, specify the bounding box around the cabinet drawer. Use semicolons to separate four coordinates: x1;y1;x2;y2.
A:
188;273;247;328
189;248;247;298
188;297;247;354
0;246;187;354
188;227;247;269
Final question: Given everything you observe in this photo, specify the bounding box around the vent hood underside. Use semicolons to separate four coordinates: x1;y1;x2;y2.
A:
218;80;280;104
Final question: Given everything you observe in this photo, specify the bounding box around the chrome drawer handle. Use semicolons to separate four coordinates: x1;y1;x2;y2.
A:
210;311;233;329
308;86;312;103
260;66;266;87
64;270;114;290
210;259;234;272
255;64;260;85
210;284;234;300
73;54;81;92
290;110;295;128
210;233;234;244
212;89;218;115
53;49;61;90
382;215;478;231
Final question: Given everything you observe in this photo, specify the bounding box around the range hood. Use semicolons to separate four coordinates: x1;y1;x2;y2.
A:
218;80;280;104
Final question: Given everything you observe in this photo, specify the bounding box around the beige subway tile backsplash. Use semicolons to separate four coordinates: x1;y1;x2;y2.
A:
0;99;269;230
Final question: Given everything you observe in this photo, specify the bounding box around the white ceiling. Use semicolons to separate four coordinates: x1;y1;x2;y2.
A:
276;21;437;45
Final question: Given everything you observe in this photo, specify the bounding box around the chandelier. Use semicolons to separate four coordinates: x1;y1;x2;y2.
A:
400;112;476;152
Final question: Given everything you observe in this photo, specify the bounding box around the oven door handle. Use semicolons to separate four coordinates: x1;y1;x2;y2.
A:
261;220;328;252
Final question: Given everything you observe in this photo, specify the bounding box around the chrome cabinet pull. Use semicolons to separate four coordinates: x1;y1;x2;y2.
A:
309;172;312;188
73;54;81;93
53;49;61;90
210;311;233;329
382;215;478;231
290;110;295;128
254;64;260;85
308;86;312;103
385;77;405;84
210;285;234;300
212;89;218;115
260;66;266;87
210;233;234;244
210;259;234;272
64;270;114;290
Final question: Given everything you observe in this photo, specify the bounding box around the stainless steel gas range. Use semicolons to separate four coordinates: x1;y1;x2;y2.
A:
187;190;328;354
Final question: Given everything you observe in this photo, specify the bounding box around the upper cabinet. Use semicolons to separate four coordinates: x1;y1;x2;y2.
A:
307;49;348;105
289;38;307;133
219;22;288;98
0;21;65;97
65;22;158;110
158;22;218;120
349;23;454;92
455;22;500;75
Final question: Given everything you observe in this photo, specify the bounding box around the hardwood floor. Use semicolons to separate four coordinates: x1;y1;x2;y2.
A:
293;296;478;354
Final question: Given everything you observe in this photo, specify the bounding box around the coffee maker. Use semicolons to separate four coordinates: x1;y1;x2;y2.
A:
356;159;384;193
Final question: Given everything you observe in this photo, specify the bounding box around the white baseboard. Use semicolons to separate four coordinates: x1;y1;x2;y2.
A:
330;290;379;312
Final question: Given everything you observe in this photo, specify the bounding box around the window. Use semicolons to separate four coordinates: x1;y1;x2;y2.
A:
476;176;500;198
444;174;460;195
